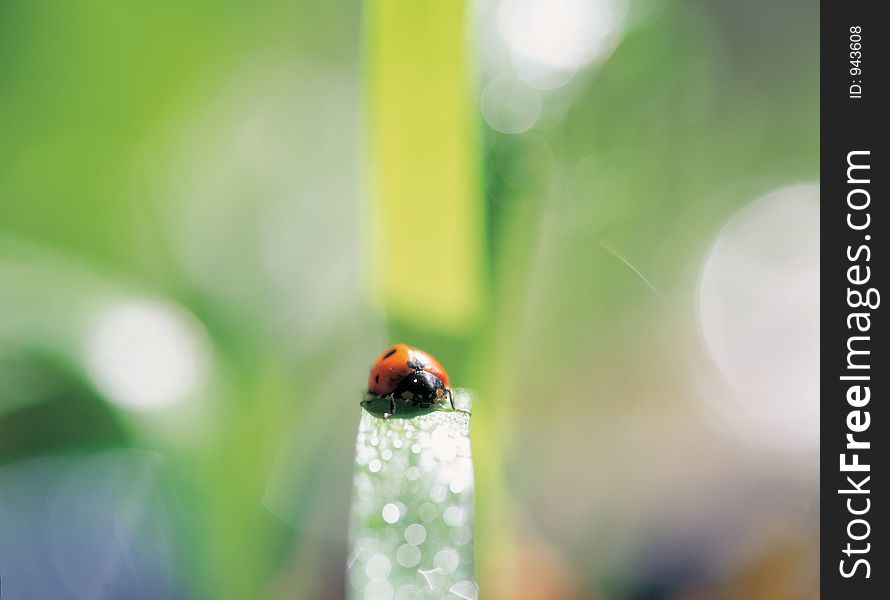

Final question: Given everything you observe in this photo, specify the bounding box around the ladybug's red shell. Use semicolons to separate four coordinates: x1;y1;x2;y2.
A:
368;343;450;396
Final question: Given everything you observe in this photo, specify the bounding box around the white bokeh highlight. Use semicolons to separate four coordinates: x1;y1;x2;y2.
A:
497;0;628;86
697;184;819;451
86;300;209;410
481;73;542;134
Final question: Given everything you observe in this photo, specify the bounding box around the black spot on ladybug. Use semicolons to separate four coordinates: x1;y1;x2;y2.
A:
383;348;397;359
375;374;380;383
406;358;425;370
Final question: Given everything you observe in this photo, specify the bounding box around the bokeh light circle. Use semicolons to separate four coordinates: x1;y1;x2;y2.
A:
497;0;628;73
86;300;209;410
697;184;819;451
481;74;542;134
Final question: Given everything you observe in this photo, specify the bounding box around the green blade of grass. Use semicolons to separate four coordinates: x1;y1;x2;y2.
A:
347;390;477;599
364;0;485;333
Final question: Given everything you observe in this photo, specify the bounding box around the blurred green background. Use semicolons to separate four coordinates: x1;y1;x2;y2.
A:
0;0;818;599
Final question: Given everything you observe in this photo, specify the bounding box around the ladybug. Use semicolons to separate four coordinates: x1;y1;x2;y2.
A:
362;343;456;418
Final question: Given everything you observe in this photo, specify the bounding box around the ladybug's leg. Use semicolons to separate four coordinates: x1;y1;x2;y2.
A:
445;388;471;415
388;396;396;419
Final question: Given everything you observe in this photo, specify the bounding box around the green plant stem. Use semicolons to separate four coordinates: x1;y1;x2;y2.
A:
347;390;477;599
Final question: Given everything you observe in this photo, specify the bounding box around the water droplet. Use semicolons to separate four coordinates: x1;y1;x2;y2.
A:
382;503;400;524
448;580;479;600
418;566;447;591
404;523;427;545
418;503;438;522
396;543;421;568
429;485;447;503
443;506;464;527
365;579;394;600
365;554;392;581
434;547;460;574
369;459;382;473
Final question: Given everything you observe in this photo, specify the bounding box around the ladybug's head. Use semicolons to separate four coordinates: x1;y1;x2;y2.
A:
393;369;447;405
